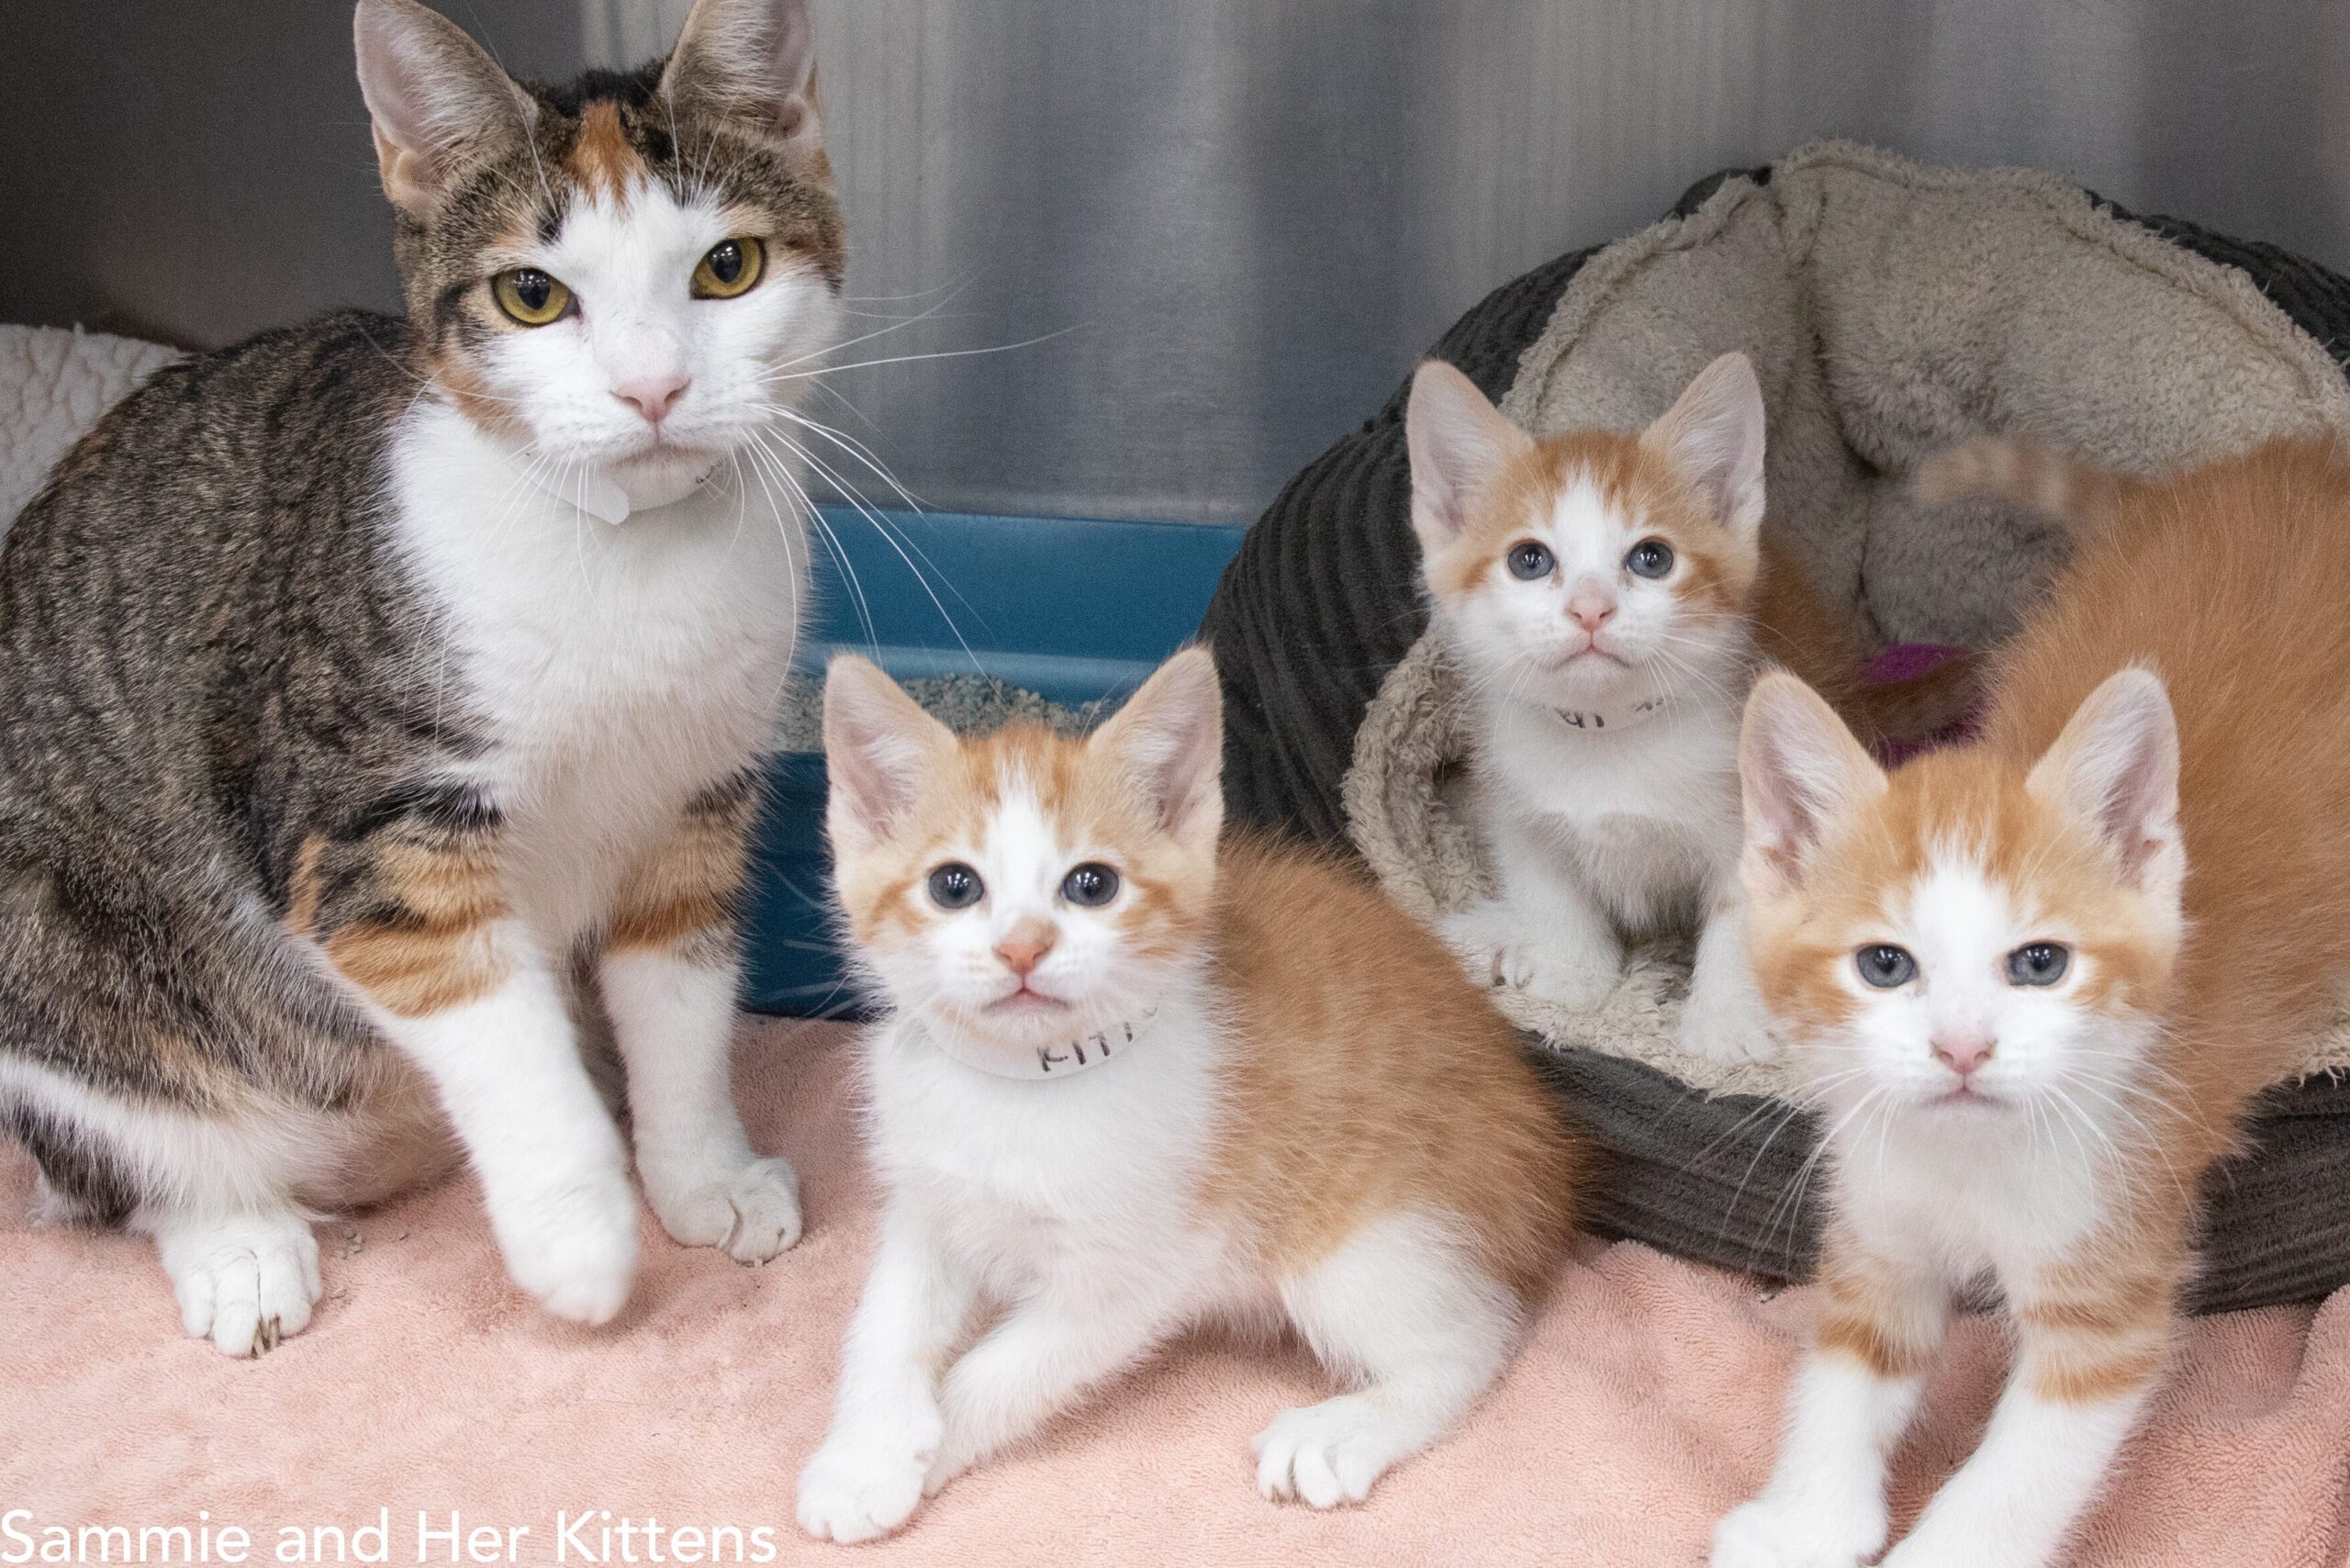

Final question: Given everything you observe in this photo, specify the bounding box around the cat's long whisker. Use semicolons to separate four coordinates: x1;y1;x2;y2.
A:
757;328;1085;387
755;428;981;673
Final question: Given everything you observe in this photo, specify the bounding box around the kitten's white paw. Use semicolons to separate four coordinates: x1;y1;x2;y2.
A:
650;1156;803;1264
155;1210;323;1357
1710;1496;1883;1568
1440;904;1617;1010
1251;1394;1405;1509
1675;983;1780;1064
798;1440;928;1544
492;1166;640;1325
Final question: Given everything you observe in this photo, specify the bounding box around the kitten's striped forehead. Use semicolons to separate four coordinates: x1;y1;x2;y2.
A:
1422;428;1757;610
1750;747;2175;1029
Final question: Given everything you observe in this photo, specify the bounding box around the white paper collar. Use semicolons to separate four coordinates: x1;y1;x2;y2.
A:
931;1005;1160;1081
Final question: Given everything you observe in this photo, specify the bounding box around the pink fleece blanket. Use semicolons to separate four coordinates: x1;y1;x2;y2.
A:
3;1020;2344;1565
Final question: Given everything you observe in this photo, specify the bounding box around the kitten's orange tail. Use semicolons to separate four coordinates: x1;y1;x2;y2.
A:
1913;436;2128;537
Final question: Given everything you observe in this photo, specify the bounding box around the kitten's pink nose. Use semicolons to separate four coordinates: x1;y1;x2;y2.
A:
614;374;689;425
1933;1035;1996;1076
994;919;1058;979
1567;587;1617;633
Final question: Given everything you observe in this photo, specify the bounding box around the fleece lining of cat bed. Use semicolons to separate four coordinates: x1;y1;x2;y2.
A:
1205;141;2350;1311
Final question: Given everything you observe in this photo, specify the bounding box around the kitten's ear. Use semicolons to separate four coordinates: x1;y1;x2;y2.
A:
353;0;534;216
822;655;954;854
1740;672;1885;894
1404;361;1534;557
2027;667;2180;888
1641;353;1767;542
661;0;823;151
1092;647;1225;847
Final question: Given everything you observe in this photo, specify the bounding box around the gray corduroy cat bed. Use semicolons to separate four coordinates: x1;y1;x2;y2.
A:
1199;142;2350;1312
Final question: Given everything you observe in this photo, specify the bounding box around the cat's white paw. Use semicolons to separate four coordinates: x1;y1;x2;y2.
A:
649;1156;802;1264
156;1210;323;1357
1252;1394;1406;1509
1675;980;1780;1064
1440;904;1617;1010
798;1440;929;1544
1710;1496;1884;1568
491;1165;641;1325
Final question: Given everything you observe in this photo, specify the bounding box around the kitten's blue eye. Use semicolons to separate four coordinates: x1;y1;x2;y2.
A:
1855;945;1916;988
2006;942;2070;986
1626;539;1675;578
927;863;982;910
1060;863;1121;908
1506;541;1555;580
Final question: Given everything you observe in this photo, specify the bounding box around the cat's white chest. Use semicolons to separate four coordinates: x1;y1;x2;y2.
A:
387;402;804;939
1834;1112;2105;1283
1486;700;1742;923
864;1004;1232;1297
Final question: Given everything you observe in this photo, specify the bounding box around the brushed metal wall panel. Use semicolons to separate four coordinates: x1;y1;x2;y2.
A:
2;2;2344;526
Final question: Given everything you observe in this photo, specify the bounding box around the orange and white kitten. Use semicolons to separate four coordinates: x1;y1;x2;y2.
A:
797;648;1579;1543
1406;353;1938;1062
1715;438;2350;1568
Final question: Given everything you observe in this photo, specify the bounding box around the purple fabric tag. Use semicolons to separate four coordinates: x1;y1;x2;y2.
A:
1863;642;1965;685
1863;643;1975;766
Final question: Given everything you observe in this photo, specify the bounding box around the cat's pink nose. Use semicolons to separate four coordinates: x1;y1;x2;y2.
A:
1932;1035;1996;1076
1567;588;1617;633
614;374;689;425
994;919;1058;979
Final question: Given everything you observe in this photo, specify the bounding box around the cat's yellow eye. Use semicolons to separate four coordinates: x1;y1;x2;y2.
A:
691;237;767;300
492;267;573;327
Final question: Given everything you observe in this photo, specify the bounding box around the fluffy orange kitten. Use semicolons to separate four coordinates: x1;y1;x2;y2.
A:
797;648;1580;1543
1406;354;1964;1061
1716;438;2350;1568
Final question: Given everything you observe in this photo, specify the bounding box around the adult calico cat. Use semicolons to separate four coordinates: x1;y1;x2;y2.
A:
0;0;843;1352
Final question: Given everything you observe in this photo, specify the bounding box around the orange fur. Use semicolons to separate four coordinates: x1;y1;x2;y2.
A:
1426;421;1970;746
1753;437;2350;1407
1203;835;1582;1295
830;707;1583;1302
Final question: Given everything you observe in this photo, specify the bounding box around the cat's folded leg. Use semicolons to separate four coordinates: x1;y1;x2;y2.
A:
1677;883;1780;1063
308;788;640;1321
1876;1270;2167;1568
1714;1238;1946;1568
1259;1210;1520;1508
602;776;800;1263
926;1268;1190;1495
372;947;641;1323
799;1204;978;1544
1443;810;1622;1010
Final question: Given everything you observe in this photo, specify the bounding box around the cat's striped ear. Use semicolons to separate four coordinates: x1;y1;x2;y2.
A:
822;656;953;853
1740;672;1884;895
661;0;822;151
2027;667;2180;889
1404;361;1533;554
1642;353;1768;543
352;0;534;215
1093;647;1224;846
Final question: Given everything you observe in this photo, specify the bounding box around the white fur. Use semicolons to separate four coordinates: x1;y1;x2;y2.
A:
800;724;1519;1539
1430;473;1775;1059
1720;828;2177;1564
89;167;844;1350
798;991;1520;1541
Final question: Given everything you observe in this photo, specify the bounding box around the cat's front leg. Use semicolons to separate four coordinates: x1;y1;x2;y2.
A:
1713;1238;1945;1568
307;793;639;1323
1877;1269;2166;1568
926;1271;1188;1495
601;769;800;1264
1677;881;1779;1063
799;1204;977;1545
1444;804;1622;1009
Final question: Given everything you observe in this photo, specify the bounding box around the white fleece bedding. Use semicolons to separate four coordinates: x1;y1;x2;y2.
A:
0;324;178;530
